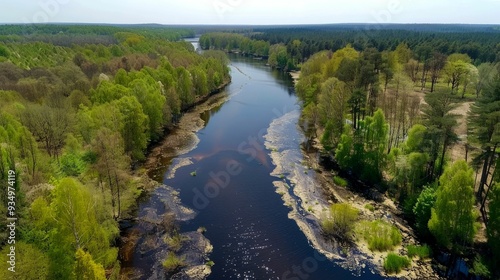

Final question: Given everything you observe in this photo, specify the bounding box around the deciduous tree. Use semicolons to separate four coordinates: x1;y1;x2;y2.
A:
428;160;479;251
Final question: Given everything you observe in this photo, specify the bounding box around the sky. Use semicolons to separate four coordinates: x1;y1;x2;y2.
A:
1;0;500;25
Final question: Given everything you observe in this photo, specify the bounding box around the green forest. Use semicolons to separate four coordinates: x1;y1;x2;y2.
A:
0;25;229;279
0;22;499;279
202;25;500;278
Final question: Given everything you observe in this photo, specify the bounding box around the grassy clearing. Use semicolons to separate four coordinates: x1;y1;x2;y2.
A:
407;244;431;259
384;253;411;274
333;176;348;187
357;220;402;251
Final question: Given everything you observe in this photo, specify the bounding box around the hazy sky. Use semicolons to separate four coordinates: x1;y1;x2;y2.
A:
2;0;499;25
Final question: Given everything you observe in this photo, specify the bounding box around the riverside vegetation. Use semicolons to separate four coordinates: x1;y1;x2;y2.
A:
0;24;229;279
0;23;499;279
202;25;500;278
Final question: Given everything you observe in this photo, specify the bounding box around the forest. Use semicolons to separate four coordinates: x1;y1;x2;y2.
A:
201;25;500;278
0;22;499;279
0;24;229;279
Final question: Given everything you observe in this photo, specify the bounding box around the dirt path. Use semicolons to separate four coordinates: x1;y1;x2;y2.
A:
449;101;473;162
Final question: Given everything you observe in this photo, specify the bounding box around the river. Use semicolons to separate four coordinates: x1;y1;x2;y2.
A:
121;47;387;279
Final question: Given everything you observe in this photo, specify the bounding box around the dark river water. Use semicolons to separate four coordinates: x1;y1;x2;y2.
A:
124;51;387;279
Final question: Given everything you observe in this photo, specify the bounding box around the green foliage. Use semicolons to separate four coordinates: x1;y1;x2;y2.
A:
20;103;71;158
162;252;186;273
383;253;411;274
321;203;359;240
333;176;348;187
92;127;131;220
0;241;50;280
59;152;87;177
52;178;118;265
470;256;491;278
357;220;402;251
335;125;354;170
0;26;233;279
129;77;166;141
268;44;289;69
318;77;351;150
75;248;106;280
422;92;459;180
90;81;131;104
428;160;479;250
113;96;148;161
407;245;431;259
200;32;269;57
176;66;194;109
402;194;418;220
334;109;389;183
165;232;187;252
0;45;9;57
404;124;427;153
487;183;500;266
413;186;437;237
364;204;375;212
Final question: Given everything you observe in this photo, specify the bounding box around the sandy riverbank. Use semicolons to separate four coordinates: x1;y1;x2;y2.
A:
289;70;301;84
121;89;230;279
144;91;229;182
264;107;442;279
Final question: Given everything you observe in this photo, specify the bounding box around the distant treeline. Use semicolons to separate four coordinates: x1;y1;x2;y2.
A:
0;24;195;46
200;25;500;72
251;26;500;64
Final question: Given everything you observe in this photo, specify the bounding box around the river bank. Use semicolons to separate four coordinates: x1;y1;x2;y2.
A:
264;108;443;279
119;84;231;279
261;70;444;279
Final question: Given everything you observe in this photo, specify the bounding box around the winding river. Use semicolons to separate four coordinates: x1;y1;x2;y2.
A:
121;46;387;279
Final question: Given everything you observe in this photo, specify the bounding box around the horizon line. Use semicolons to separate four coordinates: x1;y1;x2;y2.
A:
1;22;500;27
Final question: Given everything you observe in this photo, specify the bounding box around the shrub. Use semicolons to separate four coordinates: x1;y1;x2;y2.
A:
364;204;375;212
384;253;411;274
165;232;187;252
407;245;431;259
357;220;402;251
162;252;186;273
470;256;491;278
321;203;359;240
59;152;87;176
412;186;436;237
333;176;348;187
